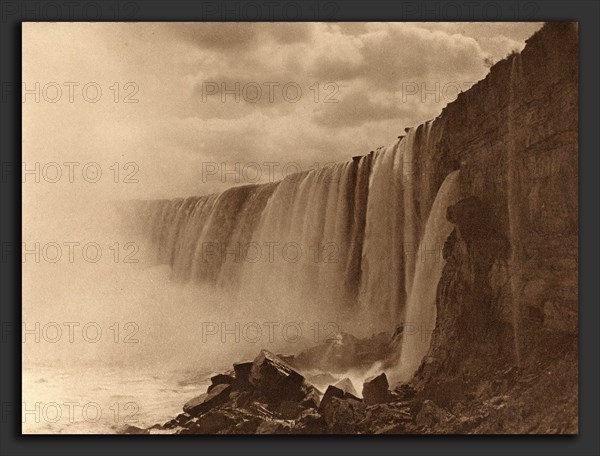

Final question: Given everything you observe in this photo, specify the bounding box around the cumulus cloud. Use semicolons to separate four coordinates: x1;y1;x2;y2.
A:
23;22;542;198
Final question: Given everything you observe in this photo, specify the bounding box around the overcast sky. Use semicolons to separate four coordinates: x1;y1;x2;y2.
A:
23;22;542;200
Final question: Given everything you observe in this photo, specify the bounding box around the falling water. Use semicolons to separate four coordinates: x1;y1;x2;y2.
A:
132;125;462;349
394;170;461;383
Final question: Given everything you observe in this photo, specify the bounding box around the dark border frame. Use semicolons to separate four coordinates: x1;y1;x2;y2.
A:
2;1;598;455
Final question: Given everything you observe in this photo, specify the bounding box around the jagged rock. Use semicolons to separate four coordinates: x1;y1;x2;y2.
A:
415;400;453;428
233;361;253;387
207;372;235;393
394;383;416;400
249;350;305;404
300;385;321;409
318;385;345;412
162;419;177;430
320;395;366;434
294;408;327;434
232;416;262;434
256;419;293;434
246;400;277;420
277;400;304;419
182;408;239;434
163;412;192;429
358;403;413;434
277;354;296;365
183;383;231;416
362;373;390;405
334;377;359;398
230;390;252;409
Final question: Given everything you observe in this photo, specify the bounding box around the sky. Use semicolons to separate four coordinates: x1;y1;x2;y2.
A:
23;22;543;201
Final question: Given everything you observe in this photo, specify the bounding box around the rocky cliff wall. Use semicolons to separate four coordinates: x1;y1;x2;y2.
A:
404;22;578;433
408;21;577;349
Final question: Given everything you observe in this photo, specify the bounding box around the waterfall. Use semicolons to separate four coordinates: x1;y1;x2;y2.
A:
393;170;461;383
132;125;461;344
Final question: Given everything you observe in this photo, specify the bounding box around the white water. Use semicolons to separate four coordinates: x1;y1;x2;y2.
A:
136;124;462;374
393;170;461;383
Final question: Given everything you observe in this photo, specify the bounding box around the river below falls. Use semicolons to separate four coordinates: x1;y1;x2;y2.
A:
22;363;219;434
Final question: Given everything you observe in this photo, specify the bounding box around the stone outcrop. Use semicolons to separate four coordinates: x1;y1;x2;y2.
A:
334;378;359;398
362;373;391;405
139;349;410;435
183;383;232;416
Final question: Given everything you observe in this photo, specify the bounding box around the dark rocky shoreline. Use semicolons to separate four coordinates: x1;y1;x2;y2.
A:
122;325;576;435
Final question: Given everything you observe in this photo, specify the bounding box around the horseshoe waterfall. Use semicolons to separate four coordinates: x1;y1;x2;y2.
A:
131;123;459;378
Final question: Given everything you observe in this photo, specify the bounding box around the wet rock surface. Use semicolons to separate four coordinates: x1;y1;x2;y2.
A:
133;330;576;435
140;350;398;434
362;373;391;405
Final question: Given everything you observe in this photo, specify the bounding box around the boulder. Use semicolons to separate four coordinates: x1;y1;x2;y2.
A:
394;383;416;401
277;400;304;419
318;385;345;412
183;408;238;434
415;400;453;428
276;353;296;365
233;361;253;387
249;350;305;403
362;373;390;405
232;416;262;434
294;408;327;434
207;372;235;393
334;377;359;399
358;403;413;434
320;382;360;409
256;419;293;434
320;395;366;434
162;412;192;430
300;385;321;409
183;383;231;416
230;390;252;409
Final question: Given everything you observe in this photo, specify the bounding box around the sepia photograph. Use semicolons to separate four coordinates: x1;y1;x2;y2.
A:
21;21;578;435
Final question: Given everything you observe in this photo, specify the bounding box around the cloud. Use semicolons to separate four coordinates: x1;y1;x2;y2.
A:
163;22;261;50
314;87;405;127
23;22;542;199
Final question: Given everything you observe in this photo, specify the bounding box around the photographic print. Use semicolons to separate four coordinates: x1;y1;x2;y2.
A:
22;21;578;434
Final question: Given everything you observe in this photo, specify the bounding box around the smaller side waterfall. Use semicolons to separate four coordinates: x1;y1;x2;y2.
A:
392;170;461;383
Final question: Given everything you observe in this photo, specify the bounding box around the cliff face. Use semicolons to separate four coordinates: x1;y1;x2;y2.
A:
405;22;578;433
